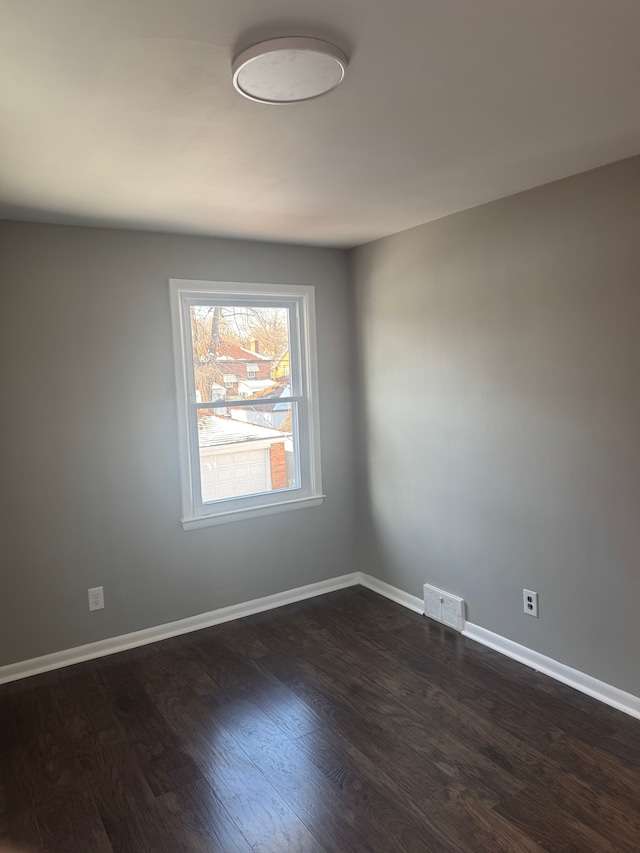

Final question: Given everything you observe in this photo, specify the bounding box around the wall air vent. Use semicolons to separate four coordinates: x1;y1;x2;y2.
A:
424;584;465;631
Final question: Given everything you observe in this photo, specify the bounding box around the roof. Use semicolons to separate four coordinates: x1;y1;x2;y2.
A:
198;414;285;449
237;378;276;393
215;341;271;362
244;376;291;402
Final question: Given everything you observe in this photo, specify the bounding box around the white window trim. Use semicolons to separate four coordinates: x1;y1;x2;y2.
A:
169;279;324;530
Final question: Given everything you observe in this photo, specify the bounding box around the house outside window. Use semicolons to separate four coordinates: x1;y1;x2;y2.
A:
169;279;323;529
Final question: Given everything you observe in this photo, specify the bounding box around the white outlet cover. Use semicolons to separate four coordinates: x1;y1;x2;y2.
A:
523;589;538;617
88;586;104;611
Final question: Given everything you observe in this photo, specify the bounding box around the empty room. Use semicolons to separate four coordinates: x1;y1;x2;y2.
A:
1;1;639;851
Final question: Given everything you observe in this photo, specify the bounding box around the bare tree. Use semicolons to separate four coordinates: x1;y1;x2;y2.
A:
221;306;289;359
190;307;223;403
189;304;289;404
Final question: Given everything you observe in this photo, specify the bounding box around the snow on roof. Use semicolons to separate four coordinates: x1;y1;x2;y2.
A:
198;414;285;448
237;378;276;392
244;376;291;401
239;345;271;360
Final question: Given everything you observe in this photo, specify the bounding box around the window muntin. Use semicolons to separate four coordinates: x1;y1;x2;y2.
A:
170;281;322;527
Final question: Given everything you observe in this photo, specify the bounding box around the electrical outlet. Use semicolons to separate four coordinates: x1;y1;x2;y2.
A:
88;586;104;611
523;589;538;617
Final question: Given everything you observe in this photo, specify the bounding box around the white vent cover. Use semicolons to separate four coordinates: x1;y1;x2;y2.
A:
424;584;465;631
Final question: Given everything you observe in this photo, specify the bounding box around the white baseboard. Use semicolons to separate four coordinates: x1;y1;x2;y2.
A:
359;573;425;614
3;571;640;722
463;622;640;721
0;572;360;686
359;575;640;721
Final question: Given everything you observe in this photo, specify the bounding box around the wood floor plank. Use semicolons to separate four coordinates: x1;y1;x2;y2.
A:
144;750;255;852
219;623;272;660
254;651;452;808
13;680;91;815
495;785;627;853
206;688;400;853
141;633;324;741
1;587;638;852
139;655;327;852
253;613;523;805
82;727;160;852
0;692;43;852
186;707;328;853
390;620;615;742
310;650;519;806
266;596;640;819
317;591;616;745
295;726;474;853
37;795;113;853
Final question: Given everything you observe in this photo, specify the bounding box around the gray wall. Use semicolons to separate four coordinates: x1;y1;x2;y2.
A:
0;222;355;666
353;156;640;696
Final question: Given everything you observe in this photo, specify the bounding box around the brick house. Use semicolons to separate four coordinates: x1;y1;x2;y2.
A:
211;340;274;399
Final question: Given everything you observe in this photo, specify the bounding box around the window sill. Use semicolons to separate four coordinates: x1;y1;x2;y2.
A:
181;495;326;530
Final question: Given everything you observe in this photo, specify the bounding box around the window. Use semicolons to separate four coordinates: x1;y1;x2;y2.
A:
169;280;323;529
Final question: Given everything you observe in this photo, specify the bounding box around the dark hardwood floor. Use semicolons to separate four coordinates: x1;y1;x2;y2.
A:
1;587;639;852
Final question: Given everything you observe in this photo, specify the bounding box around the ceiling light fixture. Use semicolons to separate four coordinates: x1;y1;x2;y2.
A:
232;37;348;105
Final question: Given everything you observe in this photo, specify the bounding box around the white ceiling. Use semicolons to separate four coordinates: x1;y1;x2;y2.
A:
1;0;639;247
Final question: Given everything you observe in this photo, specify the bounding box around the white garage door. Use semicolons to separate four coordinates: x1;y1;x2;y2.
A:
200;446;271;502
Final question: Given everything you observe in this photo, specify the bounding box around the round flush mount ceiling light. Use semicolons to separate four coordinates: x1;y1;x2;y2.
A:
232;37;348;104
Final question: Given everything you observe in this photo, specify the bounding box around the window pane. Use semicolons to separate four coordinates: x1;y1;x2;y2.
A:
197;402;298;504
189;304;291;403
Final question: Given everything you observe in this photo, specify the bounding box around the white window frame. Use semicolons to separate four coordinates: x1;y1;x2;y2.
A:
169;279;324;530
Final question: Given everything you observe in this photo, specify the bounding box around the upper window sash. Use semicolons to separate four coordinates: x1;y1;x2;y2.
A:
181;294;305;401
